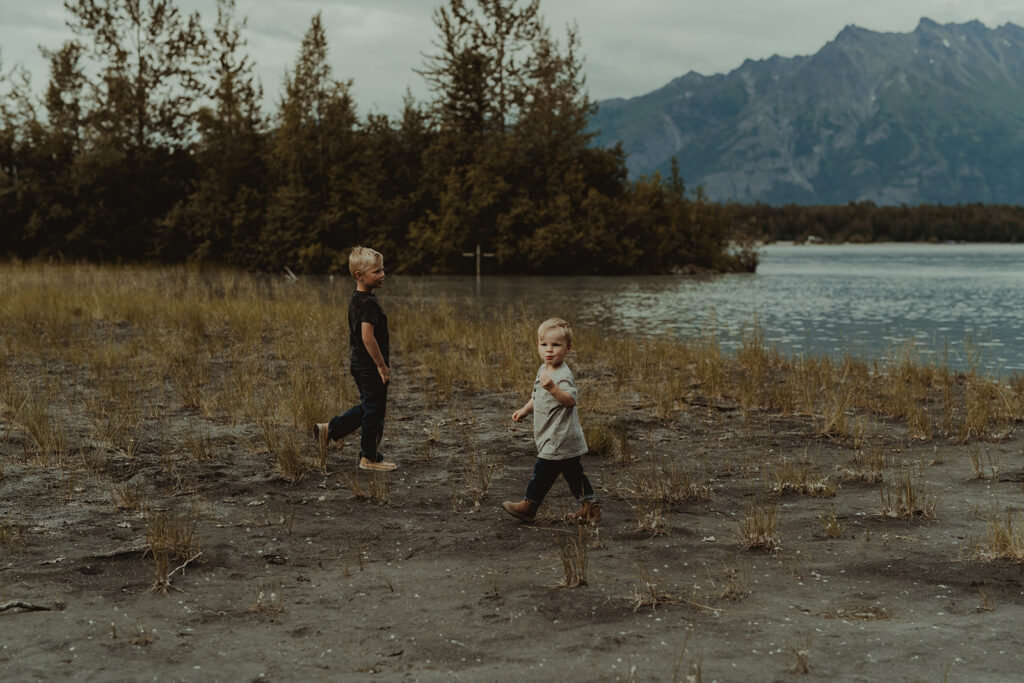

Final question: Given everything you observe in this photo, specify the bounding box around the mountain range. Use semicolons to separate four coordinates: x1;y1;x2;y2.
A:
589;19;1024;205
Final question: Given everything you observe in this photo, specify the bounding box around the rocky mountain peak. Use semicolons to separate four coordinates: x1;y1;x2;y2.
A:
589;19;1024;205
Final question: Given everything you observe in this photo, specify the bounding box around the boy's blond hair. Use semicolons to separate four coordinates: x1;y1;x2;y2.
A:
349;246;383;278
537;318;573;346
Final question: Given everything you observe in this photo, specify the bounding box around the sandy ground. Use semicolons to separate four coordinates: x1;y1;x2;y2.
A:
3;360;1024;682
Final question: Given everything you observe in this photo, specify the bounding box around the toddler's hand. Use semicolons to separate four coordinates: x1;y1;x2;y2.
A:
512;408;526;422
538;369;555;391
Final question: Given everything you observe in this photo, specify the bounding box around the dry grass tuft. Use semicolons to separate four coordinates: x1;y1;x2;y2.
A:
182;425;215;461
463;452;500;511
787;636;812;675
630;499;669;536
878;474;936;520
618;459;712;507
967;445;1001;480
341;470;389;505
840;445;885;483
817;504;844;538
110;482;142;511
144;504;202;593
557;522;589;588
628;564;681;612
249;583;285;620
736;498;781;552
769;458;836;498
716;559;751;600
972;512;1024;562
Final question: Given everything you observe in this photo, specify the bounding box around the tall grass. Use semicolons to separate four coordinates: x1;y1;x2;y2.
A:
0;262;1020;490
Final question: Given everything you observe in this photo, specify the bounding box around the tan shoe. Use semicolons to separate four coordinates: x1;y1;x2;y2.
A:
359;456;397;471
313;423;329;449
566;500;601;524
502;499;538;523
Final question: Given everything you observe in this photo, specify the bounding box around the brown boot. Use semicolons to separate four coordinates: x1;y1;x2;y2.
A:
502;499;538;523
566;500;601;524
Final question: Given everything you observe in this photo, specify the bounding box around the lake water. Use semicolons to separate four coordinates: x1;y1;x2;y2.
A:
395;243;1024;375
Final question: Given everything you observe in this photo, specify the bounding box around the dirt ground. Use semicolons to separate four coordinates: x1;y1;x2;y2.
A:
3;361;1024;682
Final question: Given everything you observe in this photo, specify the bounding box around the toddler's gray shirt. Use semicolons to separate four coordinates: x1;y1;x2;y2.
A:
532;363;588;460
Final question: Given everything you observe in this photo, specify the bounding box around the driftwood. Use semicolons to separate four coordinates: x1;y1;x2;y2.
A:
90;543;148;559
0;600;58;613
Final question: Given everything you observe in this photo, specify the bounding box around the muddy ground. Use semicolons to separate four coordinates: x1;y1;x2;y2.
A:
3;361;1024;682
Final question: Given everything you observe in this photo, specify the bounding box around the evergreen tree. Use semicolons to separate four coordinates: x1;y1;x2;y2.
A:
167;0;266;265
64;0;207;259
261;13;360;272
0;61;45;257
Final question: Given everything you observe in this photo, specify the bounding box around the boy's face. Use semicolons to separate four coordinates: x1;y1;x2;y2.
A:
537;327;570;368
355;261;385;291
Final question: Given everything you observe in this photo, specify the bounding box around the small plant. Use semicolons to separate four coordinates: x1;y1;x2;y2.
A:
736;498;781;552
967;445;1001;480
630;499;668;536
840;445;885;483
271;430;307;481
144;505;202;593
110;482;142;511
878;474;936;520
582;421;619;459
169;352;209;409
341;470;389;505
15;393;69;465
129;623;154;646
628;564;679;612
716;559;751;600
619;459;711;506
464;452;500;511
978;587;996;612
182;425;215;461
557;522;588;588
972;512;1024;562
250;582;284;620
817;386;851;438
769;459;836;498
787;636;811;675
817;504;844;538
670;627;702;683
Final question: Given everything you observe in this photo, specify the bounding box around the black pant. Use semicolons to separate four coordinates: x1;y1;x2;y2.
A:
524;456;595;506
326;364;387;462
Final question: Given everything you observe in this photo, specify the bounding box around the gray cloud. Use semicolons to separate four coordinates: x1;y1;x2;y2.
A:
3;0;1023;115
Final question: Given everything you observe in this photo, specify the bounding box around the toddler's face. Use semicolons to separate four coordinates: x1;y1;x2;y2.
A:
537;328;570;368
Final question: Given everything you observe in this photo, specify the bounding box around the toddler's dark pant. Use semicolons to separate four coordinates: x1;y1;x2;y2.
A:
327;364;387;463
524;456;595;506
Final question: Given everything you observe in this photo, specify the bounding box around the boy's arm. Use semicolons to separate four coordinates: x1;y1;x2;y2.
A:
512;398;534;422
361;322;390;384
538;372;576;408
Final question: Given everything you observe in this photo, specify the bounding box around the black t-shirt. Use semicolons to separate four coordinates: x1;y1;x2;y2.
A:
349;290;389;366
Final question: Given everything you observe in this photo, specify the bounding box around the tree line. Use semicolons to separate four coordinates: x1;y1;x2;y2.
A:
0;0;754;275
731;202;1024;244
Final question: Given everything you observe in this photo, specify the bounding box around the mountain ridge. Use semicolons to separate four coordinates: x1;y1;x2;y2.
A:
590;19;1024;205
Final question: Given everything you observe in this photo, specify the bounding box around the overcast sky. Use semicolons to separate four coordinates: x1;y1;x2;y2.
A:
3;0;1024;116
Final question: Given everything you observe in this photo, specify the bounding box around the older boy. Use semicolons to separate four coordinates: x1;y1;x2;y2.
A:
314;247;397;471
502;318;599;523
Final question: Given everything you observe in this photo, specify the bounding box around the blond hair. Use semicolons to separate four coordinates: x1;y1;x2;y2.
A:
349;246;383;278
537;318;573;346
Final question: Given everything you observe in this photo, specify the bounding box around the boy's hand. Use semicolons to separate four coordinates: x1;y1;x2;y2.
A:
512;408;527;422
377;364;391;385
538;368;555;391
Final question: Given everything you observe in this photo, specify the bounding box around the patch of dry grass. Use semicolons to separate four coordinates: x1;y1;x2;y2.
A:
878;474;936;520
